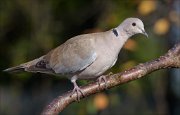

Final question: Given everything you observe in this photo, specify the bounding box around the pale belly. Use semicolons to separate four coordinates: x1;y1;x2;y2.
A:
77;55;117;80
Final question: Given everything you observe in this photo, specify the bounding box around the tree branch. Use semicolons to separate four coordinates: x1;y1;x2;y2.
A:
41;43;180;115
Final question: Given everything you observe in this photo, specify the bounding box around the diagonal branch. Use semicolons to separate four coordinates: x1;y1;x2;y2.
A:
41;43;180;115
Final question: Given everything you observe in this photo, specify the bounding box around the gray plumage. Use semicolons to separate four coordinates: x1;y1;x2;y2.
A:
4;18;148;100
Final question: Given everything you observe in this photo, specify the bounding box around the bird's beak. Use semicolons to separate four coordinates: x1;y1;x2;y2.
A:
142;30;148;38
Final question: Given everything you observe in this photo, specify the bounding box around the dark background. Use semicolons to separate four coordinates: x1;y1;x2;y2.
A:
0;0;180;115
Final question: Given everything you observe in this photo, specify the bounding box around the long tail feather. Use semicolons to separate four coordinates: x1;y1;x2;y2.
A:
3;56;43;73
3;56;54;74
3;65;25;73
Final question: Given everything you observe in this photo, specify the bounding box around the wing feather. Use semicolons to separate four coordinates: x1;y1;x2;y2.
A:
46;34;97;74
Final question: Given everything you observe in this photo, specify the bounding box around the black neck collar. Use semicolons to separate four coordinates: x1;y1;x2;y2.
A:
112;28;118;37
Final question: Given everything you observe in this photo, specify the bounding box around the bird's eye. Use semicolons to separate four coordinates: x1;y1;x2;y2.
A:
132;23;136;26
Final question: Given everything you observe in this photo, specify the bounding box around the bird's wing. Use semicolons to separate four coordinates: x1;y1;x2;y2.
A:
45;34;97;74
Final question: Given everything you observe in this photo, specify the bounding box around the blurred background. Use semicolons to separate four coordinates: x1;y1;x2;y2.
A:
0;0;180;115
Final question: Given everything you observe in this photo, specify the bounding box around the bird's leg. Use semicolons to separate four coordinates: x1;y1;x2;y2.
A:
97;72;113;89
70;76;84;101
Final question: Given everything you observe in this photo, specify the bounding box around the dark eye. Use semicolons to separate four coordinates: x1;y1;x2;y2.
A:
132;23;136;26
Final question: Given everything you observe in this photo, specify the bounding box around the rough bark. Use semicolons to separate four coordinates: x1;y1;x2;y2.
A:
41;43;180;115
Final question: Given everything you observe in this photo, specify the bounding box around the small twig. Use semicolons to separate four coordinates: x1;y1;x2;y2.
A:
41;43;180;115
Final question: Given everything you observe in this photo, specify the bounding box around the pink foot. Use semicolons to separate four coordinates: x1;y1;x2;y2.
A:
70;76;84;101
97;75;108;89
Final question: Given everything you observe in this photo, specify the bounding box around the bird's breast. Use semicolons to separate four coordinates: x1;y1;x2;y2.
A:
76;35;120;80
77;47;117;79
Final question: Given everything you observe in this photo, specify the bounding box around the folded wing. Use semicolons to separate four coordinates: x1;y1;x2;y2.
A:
46;35;97;74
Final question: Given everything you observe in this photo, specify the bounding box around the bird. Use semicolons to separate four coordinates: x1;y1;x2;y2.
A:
4;18;148;101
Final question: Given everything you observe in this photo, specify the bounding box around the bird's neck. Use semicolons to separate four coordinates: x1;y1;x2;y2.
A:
114;26;130;46
116;25;131;40
107;26;131;55
102;27;130;57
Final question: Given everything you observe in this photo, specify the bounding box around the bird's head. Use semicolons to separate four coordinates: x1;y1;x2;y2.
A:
118;18;148;38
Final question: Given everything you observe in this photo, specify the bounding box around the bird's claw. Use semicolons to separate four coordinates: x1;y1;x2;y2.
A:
97;72;113;90
97;75;108;90
107;72;113;76
70;85;84;102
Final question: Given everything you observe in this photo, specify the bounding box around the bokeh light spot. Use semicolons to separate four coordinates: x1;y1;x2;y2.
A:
138;0;156;15
154;18;170;35
93;93;109;110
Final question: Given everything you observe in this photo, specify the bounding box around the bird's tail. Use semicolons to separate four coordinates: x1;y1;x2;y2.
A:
3;56;54;74
3;65;25;73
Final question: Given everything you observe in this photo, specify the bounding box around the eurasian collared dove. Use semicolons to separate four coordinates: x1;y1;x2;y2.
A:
4;18;148;100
